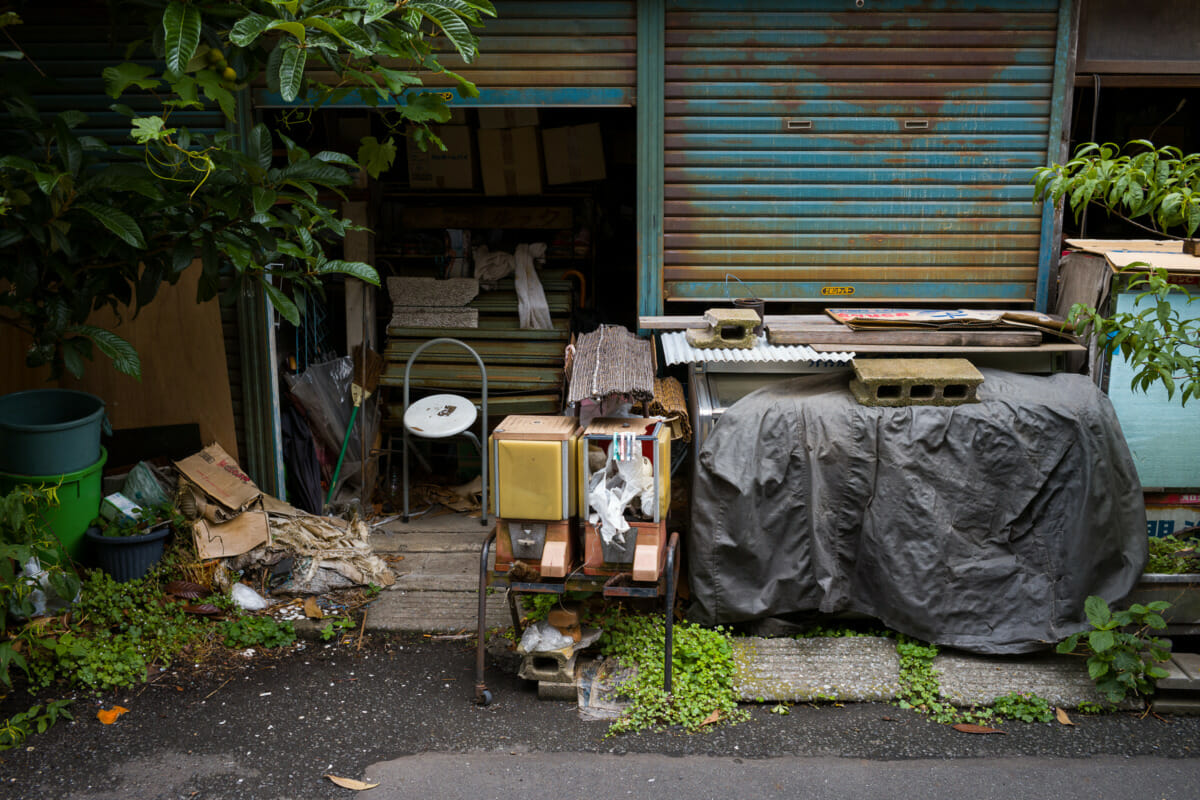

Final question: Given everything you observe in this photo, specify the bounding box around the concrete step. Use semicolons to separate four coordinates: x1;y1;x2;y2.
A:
732;636;900;703
368;588;512;633
371;530;488;554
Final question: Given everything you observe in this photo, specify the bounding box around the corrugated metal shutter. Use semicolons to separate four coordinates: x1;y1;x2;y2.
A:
662;0;1062;304
435;0;638;106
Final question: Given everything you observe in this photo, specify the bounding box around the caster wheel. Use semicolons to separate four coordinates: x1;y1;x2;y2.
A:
402;515;409;523
477;689;493;706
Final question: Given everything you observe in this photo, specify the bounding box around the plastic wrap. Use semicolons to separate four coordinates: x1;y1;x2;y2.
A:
688;369;1147;654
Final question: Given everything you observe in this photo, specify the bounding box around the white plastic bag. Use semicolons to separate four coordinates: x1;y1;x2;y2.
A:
231;582;270;611
518;620;574;653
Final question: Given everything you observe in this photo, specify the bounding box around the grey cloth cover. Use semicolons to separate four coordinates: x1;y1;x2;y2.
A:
688;369;1147;654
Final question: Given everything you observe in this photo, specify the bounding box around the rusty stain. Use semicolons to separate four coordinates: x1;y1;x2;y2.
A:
437;405;457;417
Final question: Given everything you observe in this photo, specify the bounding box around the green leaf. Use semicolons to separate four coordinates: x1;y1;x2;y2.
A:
263;280;300;326
267;20;307;44
252;187;277;215
317;260;380;286
277;43;307;102
162;1;202;75
1088;629;1115;654
1087;658;1109;680
130;116;174;144
1084;595;1112;629
248;124;274;171
357;136;397;179
68;325;141;380
230;13;271;46
77;202;146;248
102;62;160;98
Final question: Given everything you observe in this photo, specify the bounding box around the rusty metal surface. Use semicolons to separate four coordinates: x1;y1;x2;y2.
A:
431;0;637;106
661;0;1060;305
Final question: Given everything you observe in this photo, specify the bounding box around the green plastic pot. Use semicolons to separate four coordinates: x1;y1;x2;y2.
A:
0;389;109;475
0;447;107;561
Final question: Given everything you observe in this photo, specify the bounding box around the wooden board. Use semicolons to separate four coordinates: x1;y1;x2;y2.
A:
61;265;239;460
492;415;578;441
768;327;1042;347
809;343;1084;354
1065;238;1183;255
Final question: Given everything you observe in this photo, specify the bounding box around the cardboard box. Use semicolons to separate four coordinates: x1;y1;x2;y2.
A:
543;123;606;185
478;126;543;196
478;108;539;129
406;125;475;190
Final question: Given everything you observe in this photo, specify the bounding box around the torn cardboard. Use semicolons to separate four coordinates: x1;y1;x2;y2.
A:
174;443;261;513
193;505;271;560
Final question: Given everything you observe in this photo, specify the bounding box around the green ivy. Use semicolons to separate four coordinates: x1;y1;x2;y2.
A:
1056;595;1172;704
220;615;296;650
319;616;356;642
598;612;748;735
0;699;73;751
895;637;1055;725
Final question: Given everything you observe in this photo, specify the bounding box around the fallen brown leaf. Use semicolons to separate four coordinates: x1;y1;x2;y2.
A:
699;710;722;727
304;597;324;619
951;723;1005;735
325;774;379;790
182;604;220;616
1055;707;1076;726
97;706;129;725
165;581;210;599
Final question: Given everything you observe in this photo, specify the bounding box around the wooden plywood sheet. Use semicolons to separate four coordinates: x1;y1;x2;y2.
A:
1064;238;1200;274
60;265;238;459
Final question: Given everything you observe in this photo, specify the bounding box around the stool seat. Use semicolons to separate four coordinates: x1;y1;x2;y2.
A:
404;393;477;439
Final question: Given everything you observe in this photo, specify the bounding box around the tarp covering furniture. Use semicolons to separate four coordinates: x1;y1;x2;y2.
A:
688;369;1147;654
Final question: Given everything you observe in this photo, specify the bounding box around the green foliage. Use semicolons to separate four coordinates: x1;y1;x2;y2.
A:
97;502;186;538
1;1;495;378
0;485;80;688
1033;140;1200;238
895;638;1054;725
319;616;356;642
1146;534;1200;574
26;570;206;693
796;624;891;639
1056;595;1173;704
1069;267;1200;405
220;615;296;649
0;699;73;751
599;613;748;735
520;593;560;623
989;692;1054;724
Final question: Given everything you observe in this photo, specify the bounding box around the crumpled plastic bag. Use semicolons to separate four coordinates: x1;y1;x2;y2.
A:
586;454;657;546
8;557;78;620
231;582;269;610
518;620;575;654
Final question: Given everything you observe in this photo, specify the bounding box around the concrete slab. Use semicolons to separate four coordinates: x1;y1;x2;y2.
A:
934;650;1130;709
732;636;901;703
367;588;511;633
390;552;486;591
370;530;486;554
1151;695;1200;715
1159;652;1200;691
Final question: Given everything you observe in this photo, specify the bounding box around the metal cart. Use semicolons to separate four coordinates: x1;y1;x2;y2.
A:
473;528;681;706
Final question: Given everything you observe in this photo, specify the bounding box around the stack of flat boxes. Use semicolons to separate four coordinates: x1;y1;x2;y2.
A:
489;415;580;579
579;418;671;583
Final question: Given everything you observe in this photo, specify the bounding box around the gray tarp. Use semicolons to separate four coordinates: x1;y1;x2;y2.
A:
688;369;1147;654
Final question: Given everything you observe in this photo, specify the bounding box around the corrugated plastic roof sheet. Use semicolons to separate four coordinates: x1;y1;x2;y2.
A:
659;332;854;367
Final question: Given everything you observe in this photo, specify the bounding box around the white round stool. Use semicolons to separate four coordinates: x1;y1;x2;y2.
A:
403;393;477;439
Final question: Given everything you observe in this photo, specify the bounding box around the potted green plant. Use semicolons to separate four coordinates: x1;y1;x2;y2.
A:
0;1;495;380
85;503;184;583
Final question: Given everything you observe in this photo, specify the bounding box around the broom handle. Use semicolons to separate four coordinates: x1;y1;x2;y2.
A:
326;402;361;506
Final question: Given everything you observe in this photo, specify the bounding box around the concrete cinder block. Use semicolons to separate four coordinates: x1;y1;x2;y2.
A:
389;307;479;329
520;650;577;684
386;277;478;307
850;358;983;407
685;308;761;350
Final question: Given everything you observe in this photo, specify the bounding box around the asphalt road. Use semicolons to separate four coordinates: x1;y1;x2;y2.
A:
1;634;1199;800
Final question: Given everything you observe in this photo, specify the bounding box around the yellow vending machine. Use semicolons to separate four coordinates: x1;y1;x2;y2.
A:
489;415;580;578
578;418;671;582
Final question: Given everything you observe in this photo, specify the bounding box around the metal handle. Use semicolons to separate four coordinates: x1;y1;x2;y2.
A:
904;119;930;130
787;119;813;130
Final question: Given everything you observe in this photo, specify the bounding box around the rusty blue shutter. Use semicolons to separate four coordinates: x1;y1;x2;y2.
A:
430;0;639;107
661;0;1064;306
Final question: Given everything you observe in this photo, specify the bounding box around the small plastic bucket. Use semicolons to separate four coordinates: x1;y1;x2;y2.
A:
0;448;107;561
0;389;109;475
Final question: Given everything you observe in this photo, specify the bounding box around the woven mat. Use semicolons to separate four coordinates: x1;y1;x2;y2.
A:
567;325;654;405
648;376;691;442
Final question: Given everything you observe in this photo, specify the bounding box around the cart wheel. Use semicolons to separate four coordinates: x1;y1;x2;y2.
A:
476;689;494;706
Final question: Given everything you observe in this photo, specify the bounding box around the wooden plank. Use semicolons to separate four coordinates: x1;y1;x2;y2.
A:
808;343;1084;354
385;322;571;341
58;264;239;459
398;205;573;229
639;316;709;329
379;363;563;391
768;327;1042;347
384;338;566;364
